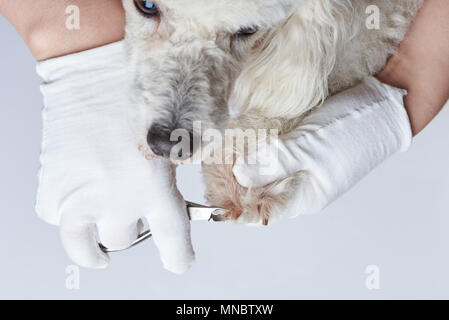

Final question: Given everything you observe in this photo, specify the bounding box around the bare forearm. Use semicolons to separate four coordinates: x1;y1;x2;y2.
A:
0;0;125;61
378;0;449;136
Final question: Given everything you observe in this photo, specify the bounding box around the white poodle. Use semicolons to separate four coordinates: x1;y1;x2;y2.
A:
122;0;423;224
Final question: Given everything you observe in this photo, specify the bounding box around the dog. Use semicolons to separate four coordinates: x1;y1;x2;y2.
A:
122;0;423;225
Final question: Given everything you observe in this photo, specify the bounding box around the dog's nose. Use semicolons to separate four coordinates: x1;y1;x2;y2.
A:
147;125;194;159
147;125;176;158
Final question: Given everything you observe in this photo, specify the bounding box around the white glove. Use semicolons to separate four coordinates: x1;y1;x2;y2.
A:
36;42;194;273
232;77;412;217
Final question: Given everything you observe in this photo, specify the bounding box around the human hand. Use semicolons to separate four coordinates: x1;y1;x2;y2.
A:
232;77;412;217
35;42;194;273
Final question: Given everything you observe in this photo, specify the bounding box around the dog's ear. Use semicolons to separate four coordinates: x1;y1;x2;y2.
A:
230;3;350;119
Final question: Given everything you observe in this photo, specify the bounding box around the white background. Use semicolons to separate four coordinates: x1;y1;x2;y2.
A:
1;15;448;299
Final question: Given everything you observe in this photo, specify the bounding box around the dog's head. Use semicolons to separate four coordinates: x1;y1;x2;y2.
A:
123;0;305;159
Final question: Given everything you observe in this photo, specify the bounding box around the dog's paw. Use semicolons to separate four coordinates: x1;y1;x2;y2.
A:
202;163;300;226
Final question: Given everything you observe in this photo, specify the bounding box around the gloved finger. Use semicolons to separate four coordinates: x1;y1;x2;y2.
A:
281;171;328;218
232;145;288;188
97;219;139;251
233;140;304;188
145;198;195;275
232;162;267;189
60;215;109;269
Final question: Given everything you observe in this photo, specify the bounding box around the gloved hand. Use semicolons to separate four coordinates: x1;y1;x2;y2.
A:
232;77;412;217
36;42;194;274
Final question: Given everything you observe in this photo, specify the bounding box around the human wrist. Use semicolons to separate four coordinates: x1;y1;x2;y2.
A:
377;0;449;136
20;0;125;61
379;55;449;136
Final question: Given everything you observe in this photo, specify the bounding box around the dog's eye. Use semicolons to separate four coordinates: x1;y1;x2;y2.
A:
236;26;259;38
134;0;160;17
